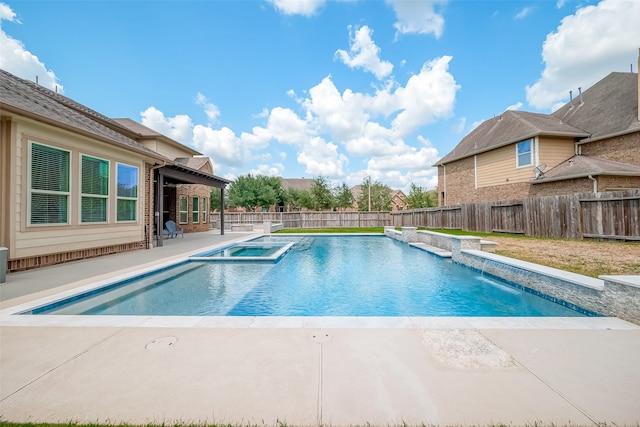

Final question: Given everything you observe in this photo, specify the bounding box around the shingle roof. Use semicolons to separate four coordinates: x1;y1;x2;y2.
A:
279;178;316;191
553;72;640;143
436;110;588;165
113;118;201;156
437;71;639;166
174;157;211;171
113;117;164;137
0;69;166;161
531;154;640;184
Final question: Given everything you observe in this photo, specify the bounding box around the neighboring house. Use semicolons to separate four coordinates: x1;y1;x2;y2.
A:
0;69;229;272
435;61;640;206
350;185;407;211
277;177;315;212
390;189;407;211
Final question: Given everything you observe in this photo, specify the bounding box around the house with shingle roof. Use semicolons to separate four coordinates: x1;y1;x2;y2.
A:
0;69;230;272
435;57;640;206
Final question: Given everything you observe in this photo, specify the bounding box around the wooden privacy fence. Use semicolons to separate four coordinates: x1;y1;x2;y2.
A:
391;189;640;240
211;211;392;229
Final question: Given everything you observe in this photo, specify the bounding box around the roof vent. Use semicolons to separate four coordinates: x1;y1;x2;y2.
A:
578;87;584;105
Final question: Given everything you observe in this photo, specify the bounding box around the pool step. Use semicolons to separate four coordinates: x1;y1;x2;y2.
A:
409;243;452;258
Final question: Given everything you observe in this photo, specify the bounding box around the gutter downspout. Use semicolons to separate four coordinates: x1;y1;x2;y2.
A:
588;174;597;193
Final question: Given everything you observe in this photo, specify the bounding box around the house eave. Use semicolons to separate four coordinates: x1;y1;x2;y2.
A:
436;130;587;166
575;127;640;145
530;171;640;184
1;102;168;162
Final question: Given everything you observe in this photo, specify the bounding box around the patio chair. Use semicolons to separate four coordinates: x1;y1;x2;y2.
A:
165;220;184;238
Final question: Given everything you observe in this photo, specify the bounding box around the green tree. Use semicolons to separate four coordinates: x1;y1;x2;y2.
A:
285;188;313;211
209;187;223;211
310;176;334;211
404;183;438;209
333;182;354;210
357;177;392;211
227;174;283;211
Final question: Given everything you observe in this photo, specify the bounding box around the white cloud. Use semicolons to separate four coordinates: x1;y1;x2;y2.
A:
302;55;458;158
505;101;523;111
366;145;439;171
0;3;18;21
195;93;220;122
0;3;63;92
265;107;311;144
335;25;393;80
391;55;459;135
526;0;640;110
267;0;325;16
386;0;448;39
297;137;348;176
515;6;533;20
140;106;194;144
248;163;285;177
192;125;248;167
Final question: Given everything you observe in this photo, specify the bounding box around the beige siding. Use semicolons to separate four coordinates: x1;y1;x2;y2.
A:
14;224;143;257
538;136;575;169
139;138;197;161
476;144;535;187
10;116;148;259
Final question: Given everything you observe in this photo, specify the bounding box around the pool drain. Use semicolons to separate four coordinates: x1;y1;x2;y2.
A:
310;331;332;343
145;336;178;350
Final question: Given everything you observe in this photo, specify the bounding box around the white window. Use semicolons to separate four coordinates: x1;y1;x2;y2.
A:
179;196;188;224
192;197;200;223
116;163;138;222
202;197;208;223
81;155;109;223
30;142;70;225
516;139;532;168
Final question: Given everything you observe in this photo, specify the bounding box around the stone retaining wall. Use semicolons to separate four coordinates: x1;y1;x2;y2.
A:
384;226;640;324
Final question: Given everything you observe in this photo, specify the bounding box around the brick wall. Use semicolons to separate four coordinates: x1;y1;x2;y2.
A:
529;177;594;196
176;184;212;232
439;131;640;206
440;157;530;205
579;132;640;165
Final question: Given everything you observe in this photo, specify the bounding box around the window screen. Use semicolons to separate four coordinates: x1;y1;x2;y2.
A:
30;143;70;224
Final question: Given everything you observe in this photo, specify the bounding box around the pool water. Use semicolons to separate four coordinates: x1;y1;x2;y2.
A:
32;235;591;317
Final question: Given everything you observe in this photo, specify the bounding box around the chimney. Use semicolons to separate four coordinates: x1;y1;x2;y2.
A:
569;90;573;102
638;48;639;122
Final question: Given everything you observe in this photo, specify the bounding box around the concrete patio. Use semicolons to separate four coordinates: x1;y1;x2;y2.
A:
1;230;639;425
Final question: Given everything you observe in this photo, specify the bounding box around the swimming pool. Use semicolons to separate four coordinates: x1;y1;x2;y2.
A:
26;235;594;317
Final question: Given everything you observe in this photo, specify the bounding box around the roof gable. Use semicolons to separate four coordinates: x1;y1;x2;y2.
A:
174;157;213;174
437;110;588;165
113;118;201;157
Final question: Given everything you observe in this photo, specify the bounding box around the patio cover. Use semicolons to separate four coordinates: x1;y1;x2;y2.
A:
155;164;231;246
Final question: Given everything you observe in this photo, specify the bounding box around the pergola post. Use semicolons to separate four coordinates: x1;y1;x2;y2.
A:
156;169;165;247
219;187;225;235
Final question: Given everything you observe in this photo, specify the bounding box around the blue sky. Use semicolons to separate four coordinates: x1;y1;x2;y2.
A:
1;0;639;192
